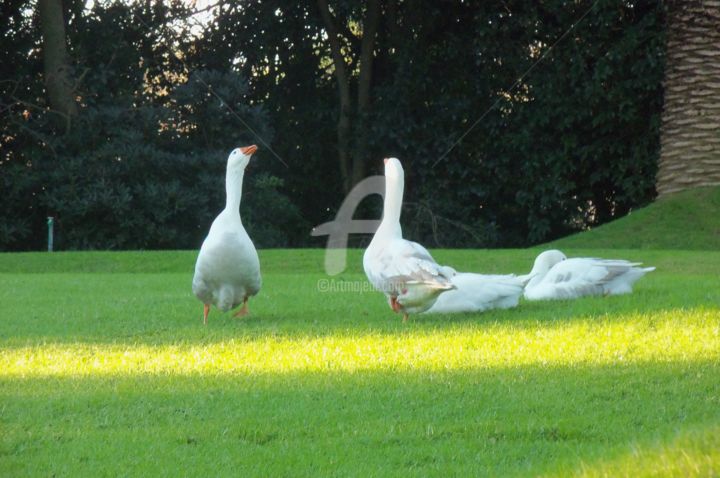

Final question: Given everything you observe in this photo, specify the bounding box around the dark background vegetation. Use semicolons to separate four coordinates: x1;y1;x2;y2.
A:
0;0;666;251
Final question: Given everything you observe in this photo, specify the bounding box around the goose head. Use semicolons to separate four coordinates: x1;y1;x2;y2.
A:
530;249;567;276
223;145;258;211
384;157;404;180
228;144;258;170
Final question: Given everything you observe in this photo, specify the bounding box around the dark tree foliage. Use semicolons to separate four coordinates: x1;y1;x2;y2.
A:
366;0;665;246
1;1;303;250
0;0;665;251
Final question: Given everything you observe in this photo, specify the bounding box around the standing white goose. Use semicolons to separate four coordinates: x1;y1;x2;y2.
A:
363;157;454;322
522;249;655;300
192;145;261;324
423;272;528;314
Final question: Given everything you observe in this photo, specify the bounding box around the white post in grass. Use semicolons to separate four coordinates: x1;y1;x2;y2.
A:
47;216;54;252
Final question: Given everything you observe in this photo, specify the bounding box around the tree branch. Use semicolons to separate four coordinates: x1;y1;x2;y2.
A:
10;95;70;123
316;0;352;93
350;0;381;186
9;117;57;157
385;0;400;53
314;0;360;59
357;0;380;111
317;0;354;190
336;18;361;56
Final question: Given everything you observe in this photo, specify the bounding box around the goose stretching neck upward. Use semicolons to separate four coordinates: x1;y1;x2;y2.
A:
192;145;262;324
363;157;454;322
522;249;655;300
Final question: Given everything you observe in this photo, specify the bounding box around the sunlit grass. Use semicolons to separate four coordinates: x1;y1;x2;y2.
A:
2;309;718;377
571;425;720;478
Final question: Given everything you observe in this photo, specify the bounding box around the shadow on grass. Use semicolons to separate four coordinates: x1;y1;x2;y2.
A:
1;361;718;476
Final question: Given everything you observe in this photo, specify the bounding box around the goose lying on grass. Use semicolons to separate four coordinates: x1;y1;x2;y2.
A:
522;249;655;300
424;272;528;314
363;157;454;322
192;145;262;324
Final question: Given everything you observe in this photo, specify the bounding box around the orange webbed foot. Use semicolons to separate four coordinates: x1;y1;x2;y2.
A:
233;298;249;318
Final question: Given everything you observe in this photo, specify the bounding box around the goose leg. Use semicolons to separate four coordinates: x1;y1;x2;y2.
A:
203;303;210;325
390;296;401;313
234;297;249;317
390;297;407;322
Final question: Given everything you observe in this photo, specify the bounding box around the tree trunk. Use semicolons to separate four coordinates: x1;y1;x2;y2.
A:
317;0;381;192
38;0;77;127
656;0;720;196
352;0;381;188
357;0;380;113
317;0;354;192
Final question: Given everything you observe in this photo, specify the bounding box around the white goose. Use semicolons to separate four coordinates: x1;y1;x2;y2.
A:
424;272;527;314
192;145;262;324
522;249;655;300
363;157;454;322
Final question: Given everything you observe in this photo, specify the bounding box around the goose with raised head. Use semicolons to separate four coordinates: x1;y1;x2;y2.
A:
192;145;262;324
521;249;655;300
363;157;454;322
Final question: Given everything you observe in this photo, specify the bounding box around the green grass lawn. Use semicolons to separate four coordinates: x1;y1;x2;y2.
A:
1;246;718;477
547;186;720;250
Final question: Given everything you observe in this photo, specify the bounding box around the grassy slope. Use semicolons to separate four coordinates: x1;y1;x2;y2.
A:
546;186;720;250
1;190;719;477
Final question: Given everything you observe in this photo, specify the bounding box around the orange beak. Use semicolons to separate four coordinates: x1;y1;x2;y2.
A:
240;145;258;156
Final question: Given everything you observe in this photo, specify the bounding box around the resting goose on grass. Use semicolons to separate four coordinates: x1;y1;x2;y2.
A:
521;249;655;301
423;272;528;314
192;145;262;324
363;157;454;322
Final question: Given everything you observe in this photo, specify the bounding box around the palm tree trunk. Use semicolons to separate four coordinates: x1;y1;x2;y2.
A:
656;0;720;196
